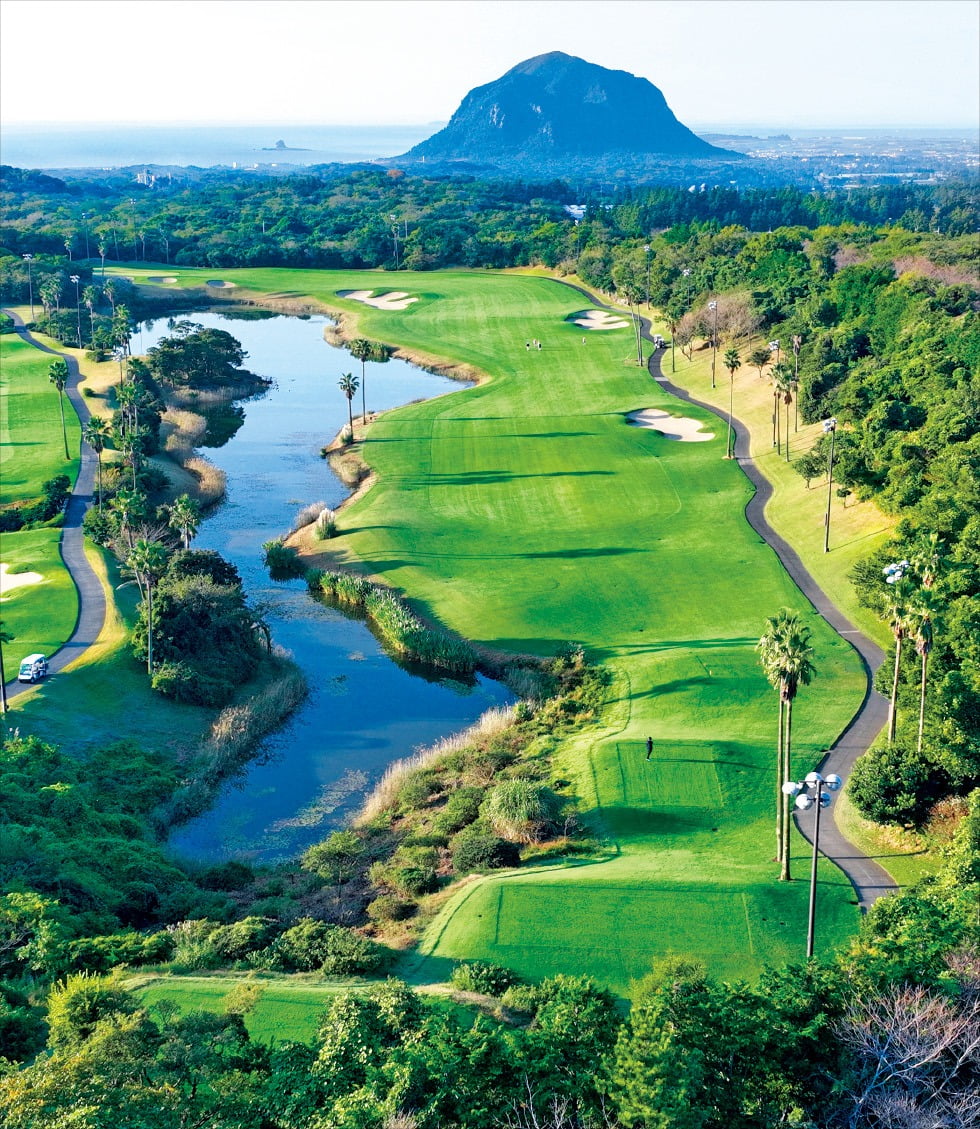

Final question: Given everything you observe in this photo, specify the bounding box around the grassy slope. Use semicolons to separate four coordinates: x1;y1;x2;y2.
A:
114;266;868;991
0;528;78;662
0;332;80;504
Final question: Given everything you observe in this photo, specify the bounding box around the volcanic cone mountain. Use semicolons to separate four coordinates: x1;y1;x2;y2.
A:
401;52;728;168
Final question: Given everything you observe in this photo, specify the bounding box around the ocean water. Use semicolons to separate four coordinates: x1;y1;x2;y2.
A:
0;122;440;170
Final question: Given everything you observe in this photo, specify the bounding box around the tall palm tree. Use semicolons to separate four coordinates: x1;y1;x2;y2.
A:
124;538;170;674
723;347;741;459
338;372;359;443
348;339;373;423
48;360;70;459
83;417;110;513
0;620;12;714
758;610;816;879
167;494;201;551
112;486;146;549
881;575;916;744
910;594;935;754
82;285;99;343
771;362;794;458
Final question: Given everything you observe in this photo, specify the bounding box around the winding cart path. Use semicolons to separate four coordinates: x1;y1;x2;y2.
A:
2;310;107;704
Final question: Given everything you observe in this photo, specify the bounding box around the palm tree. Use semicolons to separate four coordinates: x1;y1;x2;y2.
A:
338;372;359;444
48;360;70;459
167;494;201;550
83;417;110;513
348;339;373;423
881;574;916;744
112;486;146;549
124;538;170;674
771;362;794;456
0;620;13;714
758;610;816;879
910;594;935;754
82;285;99;343
723;347;741;459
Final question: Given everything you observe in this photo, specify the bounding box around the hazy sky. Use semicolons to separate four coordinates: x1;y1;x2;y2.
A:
2;0;978;129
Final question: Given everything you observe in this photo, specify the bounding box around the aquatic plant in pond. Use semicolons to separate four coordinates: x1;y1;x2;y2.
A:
310;568;476;674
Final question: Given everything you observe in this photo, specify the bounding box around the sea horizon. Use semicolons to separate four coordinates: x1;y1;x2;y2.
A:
1;120;977;172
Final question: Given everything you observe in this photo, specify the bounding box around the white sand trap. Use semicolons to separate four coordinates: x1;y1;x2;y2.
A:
336;289;419;311
206;280;237;289
628;408;715;442
0;563;45;596
571;309;630;330
146;275;177;284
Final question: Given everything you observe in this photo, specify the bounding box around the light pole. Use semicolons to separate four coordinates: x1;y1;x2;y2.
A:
708;300;718;389
389;214;399;270
822;417;837;553
782;770;843;958
791;334;802;431
644;244;651;308
769;339;781;367
82;212;92;260
70;275;81;348
130;198;139;261
22;253;34;321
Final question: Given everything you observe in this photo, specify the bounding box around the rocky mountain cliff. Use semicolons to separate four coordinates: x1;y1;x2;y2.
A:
400;52;729;168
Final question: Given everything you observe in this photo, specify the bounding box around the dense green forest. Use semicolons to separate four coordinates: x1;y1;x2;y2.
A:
1;166;978;1126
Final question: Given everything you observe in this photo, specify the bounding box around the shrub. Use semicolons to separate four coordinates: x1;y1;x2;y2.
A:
82;507;114;546
262;538;307;581
66;930;174;973
849;741;949;826
434;787;485;835
168;920;223;971
397;770;440;812
314;507;338;539
269;918;387;974
481;779;560;842
209;916;279;961
449;961;521;996
366;895;415;924
450;824;521;873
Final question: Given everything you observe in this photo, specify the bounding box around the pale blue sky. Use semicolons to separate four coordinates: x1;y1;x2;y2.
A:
2;0;977;128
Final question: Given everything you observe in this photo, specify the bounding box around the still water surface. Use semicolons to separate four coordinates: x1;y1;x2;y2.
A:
138;311;511;863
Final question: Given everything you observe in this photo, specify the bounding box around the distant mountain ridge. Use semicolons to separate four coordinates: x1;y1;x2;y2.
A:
400;52;730;169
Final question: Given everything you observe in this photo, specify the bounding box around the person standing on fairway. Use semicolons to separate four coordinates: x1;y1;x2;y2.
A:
646;736;653;759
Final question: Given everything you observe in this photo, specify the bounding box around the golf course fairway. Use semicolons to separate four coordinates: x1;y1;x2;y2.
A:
123;267;868;988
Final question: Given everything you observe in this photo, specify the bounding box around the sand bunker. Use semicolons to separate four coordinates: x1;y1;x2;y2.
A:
0;563;44;596
627;408;715;442
570;309;631;330
337;289;419;311
146;275;177;284
206;280;237;289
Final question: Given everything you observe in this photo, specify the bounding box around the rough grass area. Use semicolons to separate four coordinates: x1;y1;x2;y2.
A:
117;267;869;986
834;790;941;888
1;333;80;504
0;527;78;660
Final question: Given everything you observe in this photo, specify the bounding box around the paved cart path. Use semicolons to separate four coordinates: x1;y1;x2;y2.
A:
559;281;896;910
2;309;107;704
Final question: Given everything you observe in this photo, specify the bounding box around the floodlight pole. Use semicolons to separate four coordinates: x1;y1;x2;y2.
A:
783;770;842;959
709;300;718;389
22;254;34;321
823;418;837;553
644;244;651;308
71;275;81;348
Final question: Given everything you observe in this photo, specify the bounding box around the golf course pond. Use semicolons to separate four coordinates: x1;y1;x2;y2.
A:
138;310;512;863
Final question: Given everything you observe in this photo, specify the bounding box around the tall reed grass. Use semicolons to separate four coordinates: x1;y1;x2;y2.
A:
311;569;476;673
356;704;517;825
291;500;327;533
184;456;227;506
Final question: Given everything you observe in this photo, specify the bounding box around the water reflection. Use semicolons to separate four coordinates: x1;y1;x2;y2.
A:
140;310;512;863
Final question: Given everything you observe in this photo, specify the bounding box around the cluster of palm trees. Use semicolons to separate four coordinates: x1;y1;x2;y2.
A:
881;535;943;753
757;610;816;881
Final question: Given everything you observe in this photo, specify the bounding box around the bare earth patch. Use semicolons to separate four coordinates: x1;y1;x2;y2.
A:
336;289;419;311
570;309;630;330
0;563;45;596
146;275;178;284
627;408;715;442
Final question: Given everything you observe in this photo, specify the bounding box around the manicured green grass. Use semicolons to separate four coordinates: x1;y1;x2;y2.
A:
0;333;80;504
131;972;467;1045
0;528;78;663
133;974;355;1044
7;545;212;757
119;267;868;988
654;334;895;649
